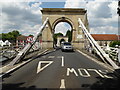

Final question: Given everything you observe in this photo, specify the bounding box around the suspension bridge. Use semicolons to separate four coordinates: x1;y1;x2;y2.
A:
1;8;120;90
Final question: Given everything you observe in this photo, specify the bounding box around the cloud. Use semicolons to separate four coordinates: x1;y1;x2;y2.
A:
64;0;86;8
91;2;112;18
1;1;118;36
55;22;71;36
87;1;118;34
90;26;118;34
1;2;42;35
64;0;118;34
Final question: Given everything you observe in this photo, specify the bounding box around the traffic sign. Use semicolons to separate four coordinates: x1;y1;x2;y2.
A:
27;36;33;43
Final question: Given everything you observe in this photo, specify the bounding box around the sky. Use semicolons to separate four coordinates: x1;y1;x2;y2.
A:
0;0;119;36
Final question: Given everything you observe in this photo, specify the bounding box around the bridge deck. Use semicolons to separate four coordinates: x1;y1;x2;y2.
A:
2;49;119;90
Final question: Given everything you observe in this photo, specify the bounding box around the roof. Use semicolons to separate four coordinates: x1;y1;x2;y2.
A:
17;35;27;40
17;35;42;41
91;34;119;41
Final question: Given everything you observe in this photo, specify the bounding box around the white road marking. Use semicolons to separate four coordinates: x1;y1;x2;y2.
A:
57;56;62;58
66;68;114;78
98;70;113;78
78;68;91;77
67;68;78;76
98;70;109;74
61;56;64;67
76;50;114;71
87;69;105;78
0;59;32;77
37;61;53;73
48;56;55;58
0;49;53;77
60;79;65;88
42;56;46;58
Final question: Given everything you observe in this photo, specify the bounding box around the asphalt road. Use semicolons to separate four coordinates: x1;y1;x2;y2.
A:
1;49;120;90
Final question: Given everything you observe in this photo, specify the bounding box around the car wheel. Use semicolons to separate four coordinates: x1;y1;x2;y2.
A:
61;49;64;52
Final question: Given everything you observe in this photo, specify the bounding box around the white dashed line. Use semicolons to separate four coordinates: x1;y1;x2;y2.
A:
60;79;65;88
61;56;64;67
48;56;55;59
42;56;46;58
77;50;114;71
57;56;62;58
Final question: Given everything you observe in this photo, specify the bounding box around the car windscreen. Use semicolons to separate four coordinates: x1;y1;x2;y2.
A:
64;43;71;45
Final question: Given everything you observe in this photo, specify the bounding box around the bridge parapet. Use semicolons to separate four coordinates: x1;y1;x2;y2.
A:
78;18;119;69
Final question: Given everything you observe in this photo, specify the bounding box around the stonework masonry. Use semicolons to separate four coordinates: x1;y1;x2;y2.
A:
41;8;89;49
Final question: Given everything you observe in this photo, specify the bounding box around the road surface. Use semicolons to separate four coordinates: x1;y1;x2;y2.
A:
1;49;119;90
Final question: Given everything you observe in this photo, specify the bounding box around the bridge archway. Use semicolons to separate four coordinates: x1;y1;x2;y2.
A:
57;36;68;47
41;8;89;49
52;17;74;32
53;17;73;47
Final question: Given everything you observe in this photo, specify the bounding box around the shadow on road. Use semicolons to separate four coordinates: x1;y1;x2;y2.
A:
2;83;50;90
90;69;120;90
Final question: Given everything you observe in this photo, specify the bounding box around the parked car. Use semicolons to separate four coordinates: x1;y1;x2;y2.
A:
61;42;74;52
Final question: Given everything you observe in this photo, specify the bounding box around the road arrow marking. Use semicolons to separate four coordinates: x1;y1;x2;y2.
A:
37;61;53;73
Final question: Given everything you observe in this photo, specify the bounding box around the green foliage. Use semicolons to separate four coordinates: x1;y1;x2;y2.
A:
56;33;63;37
0;34;2;39
109;41;120;47
53;33;63;44
29;34;34;37
65;30;72;42
2;30;21;43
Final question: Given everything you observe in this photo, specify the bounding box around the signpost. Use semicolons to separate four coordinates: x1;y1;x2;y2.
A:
27;36;33;43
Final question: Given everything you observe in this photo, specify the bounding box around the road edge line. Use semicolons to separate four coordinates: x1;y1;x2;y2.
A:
0;49;55;77
76;49;114;71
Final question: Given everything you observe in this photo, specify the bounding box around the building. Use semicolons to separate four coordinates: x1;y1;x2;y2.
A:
16;35;42;47
57;36;68;47
0;40;11;47
16;35;28;47
91;34;119;46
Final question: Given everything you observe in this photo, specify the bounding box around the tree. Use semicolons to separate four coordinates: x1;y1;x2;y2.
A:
12;30;20;38
29;34;34;37
109;41;120;47
56;32;63;37
1;30;21;43
65;30;72;42
53;32;63;44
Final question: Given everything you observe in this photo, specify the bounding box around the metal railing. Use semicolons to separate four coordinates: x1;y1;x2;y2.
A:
102;46;118;62
78;18;119;69
9;17;49;66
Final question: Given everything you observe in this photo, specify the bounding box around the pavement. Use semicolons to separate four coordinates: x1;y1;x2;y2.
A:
1;49;120;90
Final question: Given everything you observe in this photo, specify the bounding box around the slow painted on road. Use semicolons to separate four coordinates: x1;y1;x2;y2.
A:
2;50;118;90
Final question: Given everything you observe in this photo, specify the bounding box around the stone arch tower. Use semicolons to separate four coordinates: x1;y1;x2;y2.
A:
41;8;89;49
